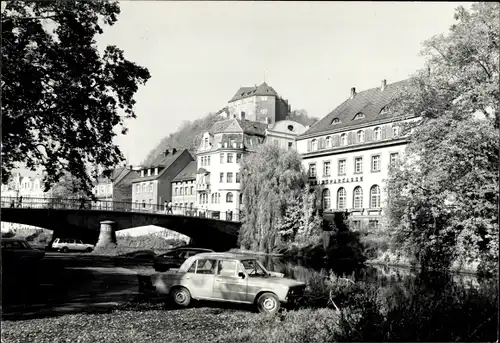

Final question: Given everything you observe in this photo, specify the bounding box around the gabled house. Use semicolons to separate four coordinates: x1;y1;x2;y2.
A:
92;166;140;204
171;160;197;214
131;148;194;211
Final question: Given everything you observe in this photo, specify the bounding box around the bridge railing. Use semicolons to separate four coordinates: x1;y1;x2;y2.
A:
1;196;241;223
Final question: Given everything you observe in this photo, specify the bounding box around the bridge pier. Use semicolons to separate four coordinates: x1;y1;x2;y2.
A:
95;220;117;249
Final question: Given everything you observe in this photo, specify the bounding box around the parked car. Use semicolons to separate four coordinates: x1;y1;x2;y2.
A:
152;252;306;314
153;247;213;272
51;238;94;253
120;249;157;262
1;238;45;264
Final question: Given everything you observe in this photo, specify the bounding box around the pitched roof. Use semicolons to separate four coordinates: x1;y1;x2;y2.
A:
172;161;197;182
209;118;267;136
132;149;193;183
229;82;279;102
299;79;412;138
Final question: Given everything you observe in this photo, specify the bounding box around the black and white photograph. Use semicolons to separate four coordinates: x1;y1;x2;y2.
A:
1;1;499;342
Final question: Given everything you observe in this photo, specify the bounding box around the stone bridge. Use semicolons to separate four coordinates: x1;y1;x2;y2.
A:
1;197;241;251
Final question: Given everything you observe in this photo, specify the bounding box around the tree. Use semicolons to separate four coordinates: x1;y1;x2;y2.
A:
239;144;305;253
386;2;499;275
288;109;319;127
1;1;151;196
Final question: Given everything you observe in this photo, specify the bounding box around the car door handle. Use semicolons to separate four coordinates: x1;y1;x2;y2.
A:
215;278;222;282
185;276;191;279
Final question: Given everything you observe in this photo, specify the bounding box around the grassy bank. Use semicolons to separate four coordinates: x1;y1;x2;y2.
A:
91;235;186;256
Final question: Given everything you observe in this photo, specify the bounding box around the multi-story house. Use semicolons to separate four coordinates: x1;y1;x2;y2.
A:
265;119;308;150
296;79;416;230
131;148;194;211
227;82;291;124
92;166;140;206
171;161;197;213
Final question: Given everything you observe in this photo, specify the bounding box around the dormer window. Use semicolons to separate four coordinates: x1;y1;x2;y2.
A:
140;170;145;177
353;112;365;120
380;106;390;115
287;125;294;131
311;139;318;151
331;118;341;125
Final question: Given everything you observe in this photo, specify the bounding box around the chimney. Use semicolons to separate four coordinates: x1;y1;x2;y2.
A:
172;148;177;155
350;87;356;99
380;79;387;91
129;165;133;170
241;111;246;121
164;149;169;157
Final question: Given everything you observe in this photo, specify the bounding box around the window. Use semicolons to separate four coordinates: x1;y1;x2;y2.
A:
207;156;210;166
393;126;400;136
371;155;381;172
136;184;140;193
100;185;105;193
142;183;146;193
353;186;363;208
331;118;341;125
323;161;331;177
190;186;194;195
369;220;380;230
180;187;184;196
204;137;209;148
325;136;332;148
309;163;317;178
190;202;193;209
354;157;363;173
338;159;346;175
337;188;346;209
174;187;178;196
220;153;224;164
211;193;215;203
357;130;365;143
390;153;399;167
374;127;381;140
141;170;145;177
154;168;158;175
353;112;365;120
340;134;347;146
236;154;242;163
185;186;188;195
227;153;233;163
142;200;146;208
287;125;294;131
200;157;204;167
227;172;233;183
322;189;331;209
147;169;151;177
217;260;237;277
311;139;318;150
226;192;234;203
220;172;224;183
260;108;268;115
370;185;381;208
288;142;293;150
235;173;240;183
149;183;153;192
194;259;217;274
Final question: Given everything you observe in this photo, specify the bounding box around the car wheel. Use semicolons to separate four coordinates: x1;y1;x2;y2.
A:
256;292;280;314
85;247;93;253
171;287;191;308
61;247;69;253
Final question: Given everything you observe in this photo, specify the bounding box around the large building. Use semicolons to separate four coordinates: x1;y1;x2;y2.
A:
2;172;48;199
296;79;415;230
131;148;194;211
226;82;291;124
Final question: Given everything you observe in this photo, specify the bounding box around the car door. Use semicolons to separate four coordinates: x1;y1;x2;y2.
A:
213;260;248;302
75;240;85;251
187;258;217;299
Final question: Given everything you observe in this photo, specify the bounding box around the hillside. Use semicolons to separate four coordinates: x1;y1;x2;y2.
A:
142;109;318;166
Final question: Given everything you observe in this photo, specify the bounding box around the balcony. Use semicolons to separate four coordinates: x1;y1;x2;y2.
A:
197;183;210;191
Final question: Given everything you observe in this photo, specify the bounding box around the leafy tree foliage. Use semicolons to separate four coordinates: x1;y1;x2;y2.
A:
239;144;305;253
386;2;499;275
288;109;319;127
1;1;150;195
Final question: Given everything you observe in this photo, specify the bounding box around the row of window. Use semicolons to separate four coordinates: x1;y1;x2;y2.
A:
94;184;112;195
322;185;381;210
308;126;400;152
219;172;241;183
140;168;159;177
272;140;294;149
309;153;399;177
136;182;154;193
174;185;195;196
199;192;242;205
199;153;243;167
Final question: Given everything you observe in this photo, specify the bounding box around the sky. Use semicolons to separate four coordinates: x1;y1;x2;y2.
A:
94;1;471;165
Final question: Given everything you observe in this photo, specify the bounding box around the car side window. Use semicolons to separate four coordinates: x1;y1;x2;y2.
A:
195;259;217;275
187;261;196;273
77;240;83;244
217;260;237;277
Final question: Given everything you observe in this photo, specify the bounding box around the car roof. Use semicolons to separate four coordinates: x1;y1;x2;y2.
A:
175;247;213;252
194;252;259;261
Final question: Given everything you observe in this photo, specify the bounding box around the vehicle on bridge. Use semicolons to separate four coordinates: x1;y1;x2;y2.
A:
1;238;45;265
153;247;214;272
50;238;95;253
152;252;306;314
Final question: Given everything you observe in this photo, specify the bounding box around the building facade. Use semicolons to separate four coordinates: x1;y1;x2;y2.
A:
171;161;197;214
265;119;308;150
92;166;140;206
227;82;291;124
131;148;194;211
2;173;48;199
296;79;415;230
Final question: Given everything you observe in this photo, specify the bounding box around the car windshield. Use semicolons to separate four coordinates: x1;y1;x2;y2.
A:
240;259;268;277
